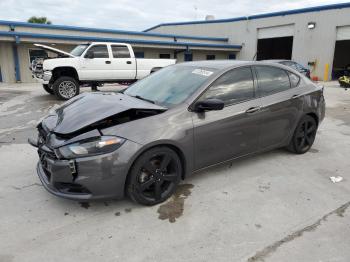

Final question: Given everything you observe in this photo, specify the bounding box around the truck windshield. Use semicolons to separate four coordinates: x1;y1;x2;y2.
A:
70;44;89;56
124;65;218;107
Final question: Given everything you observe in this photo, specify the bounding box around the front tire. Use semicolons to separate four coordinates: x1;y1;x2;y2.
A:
42;84;54;95
287;115;317;154
127;147;182;206
52;76;79;100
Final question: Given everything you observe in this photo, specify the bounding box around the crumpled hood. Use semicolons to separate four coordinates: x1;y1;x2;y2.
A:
41;92;166;135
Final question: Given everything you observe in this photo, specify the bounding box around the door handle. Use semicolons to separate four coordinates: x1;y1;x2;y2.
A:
126;61;132;64
245;106;261;114
291;94;301;99
105;61;111;64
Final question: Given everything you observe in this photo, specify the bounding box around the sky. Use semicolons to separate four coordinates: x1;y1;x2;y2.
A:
0;0;346;31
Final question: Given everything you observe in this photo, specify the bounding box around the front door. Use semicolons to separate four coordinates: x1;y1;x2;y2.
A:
192;66;262;170
79;44;112;80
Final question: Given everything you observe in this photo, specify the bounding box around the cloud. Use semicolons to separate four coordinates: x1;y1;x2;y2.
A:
0;0;344;31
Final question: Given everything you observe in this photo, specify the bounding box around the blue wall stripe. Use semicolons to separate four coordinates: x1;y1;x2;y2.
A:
0;20;228;42
12;44;21;82
0;31;242;50
144;2;350;31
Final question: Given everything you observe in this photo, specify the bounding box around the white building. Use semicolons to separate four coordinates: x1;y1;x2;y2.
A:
146;2;350;81
0;21;240;83
0;2;350;83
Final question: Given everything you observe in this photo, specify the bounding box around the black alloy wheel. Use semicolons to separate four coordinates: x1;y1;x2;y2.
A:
288;115;317;154
127;147;182;205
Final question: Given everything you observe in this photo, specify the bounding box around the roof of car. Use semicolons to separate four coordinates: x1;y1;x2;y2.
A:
177;60;295;70
178;60;254;69
261;59;290;63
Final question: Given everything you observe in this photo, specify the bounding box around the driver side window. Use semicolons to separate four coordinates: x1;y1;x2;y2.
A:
200;67;255;106
85;45;109;58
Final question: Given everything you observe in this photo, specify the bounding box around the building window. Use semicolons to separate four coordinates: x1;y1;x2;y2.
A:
134;51;144;58
228;53;236;60
159;53;171;59
29;49;48;63
206;55;215;60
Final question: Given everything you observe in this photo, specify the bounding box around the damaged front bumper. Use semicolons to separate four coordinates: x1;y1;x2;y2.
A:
32;70;52;85
31;135;142;200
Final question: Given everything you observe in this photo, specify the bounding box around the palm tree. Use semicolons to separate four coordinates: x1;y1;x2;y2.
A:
27;16;52;24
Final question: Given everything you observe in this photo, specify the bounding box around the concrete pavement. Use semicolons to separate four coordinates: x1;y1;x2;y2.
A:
0;82;349;262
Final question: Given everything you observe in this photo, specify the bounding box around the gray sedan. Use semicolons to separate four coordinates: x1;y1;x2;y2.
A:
29;61;325;205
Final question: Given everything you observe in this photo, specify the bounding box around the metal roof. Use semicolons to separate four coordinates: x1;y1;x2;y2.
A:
144;2;350;32
0;31;242;50
0;20;228;42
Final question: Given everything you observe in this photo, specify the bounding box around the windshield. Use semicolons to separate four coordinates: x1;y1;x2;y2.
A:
124;65;217;107
70;44;89;56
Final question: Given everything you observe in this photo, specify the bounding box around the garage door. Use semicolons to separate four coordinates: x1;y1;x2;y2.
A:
258;24;294;39
337;26;350;40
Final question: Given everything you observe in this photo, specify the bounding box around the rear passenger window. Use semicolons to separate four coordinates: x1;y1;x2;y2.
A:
111;45;130;58
288;72;300;88
255;66;290;96
201;67;255;105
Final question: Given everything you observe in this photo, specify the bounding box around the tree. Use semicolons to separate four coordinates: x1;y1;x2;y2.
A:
27;16;52;24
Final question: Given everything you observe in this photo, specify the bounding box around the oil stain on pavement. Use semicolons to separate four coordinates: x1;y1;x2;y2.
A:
157;183;194;223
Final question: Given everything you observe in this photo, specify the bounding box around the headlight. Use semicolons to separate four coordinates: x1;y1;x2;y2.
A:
58;136;125;159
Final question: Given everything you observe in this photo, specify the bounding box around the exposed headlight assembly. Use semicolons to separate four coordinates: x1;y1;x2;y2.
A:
58;136;125;159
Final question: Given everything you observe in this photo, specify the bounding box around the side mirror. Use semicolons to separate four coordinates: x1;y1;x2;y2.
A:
85;50;94;59
194;98;224;112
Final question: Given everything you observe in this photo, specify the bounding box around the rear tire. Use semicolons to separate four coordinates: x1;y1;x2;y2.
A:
126;147;182;206
287;115;317;154
42;84;54;95
53;76;79;100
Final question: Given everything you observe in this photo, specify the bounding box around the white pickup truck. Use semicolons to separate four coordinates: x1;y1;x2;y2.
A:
31;42;176;100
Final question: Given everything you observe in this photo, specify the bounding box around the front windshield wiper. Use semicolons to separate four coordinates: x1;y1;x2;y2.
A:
132;95;155;104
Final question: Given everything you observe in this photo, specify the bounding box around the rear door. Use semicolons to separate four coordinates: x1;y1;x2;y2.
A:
253;65;303;150
79;44;112;80
192;66;262;170
110;44;136;80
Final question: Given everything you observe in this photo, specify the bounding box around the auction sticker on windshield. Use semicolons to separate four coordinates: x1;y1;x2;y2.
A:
192;69;214;77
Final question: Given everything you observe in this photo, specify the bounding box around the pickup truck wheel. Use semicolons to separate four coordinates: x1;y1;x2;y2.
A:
53;76;80;100
42;84;54;95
